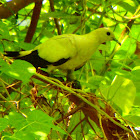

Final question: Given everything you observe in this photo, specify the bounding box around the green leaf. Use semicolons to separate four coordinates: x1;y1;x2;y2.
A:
82;75;104;90
100;76;136;115
1;40;20;52
90;50;106;73
6;132;36;140
3;41;36;52
0;118;8;132
8;112;27;130
0;21;11;40
26;110;66;134
134;94;140;106
27;110;54;122
87;0;102;4
131;66;140;80
116;0;138;13
0;58;8;68
1;60;36;84
18;42;36;51
67;112;85;133
124;115;140;126
67;112;91;139
112;68;132;80
7;110;66;139
0;44;4;52
131;66;140;96
41;12;80;19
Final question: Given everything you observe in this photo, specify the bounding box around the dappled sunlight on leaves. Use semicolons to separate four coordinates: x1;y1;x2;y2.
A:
100;76;136;115
0;0;139;139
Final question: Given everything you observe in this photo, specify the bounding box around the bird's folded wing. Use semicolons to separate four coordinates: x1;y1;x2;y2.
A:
36;34;77;63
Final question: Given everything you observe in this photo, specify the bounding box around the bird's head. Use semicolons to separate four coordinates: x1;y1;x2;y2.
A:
94;28;121;45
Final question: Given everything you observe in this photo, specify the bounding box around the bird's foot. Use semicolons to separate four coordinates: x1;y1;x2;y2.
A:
71;80;82;89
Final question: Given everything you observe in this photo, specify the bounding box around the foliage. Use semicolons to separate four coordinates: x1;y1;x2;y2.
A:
0;0;140;139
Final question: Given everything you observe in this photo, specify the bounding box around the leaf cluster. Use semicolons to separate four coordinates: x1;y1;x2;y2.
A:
0;0;140;139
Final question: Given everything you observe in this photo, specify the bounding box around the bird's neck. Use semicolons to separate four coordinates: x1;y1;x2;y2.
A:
84;31;100;44
86;30;105;44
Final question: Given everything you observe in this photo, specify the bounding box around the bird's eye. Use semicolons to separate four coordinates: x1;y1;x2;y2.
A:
107;32;111;36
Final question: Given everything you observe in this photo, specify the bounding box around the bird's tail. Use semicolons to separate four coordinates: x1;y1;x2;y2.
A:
4;50;48;68
4;51;20;58
4;50;32;58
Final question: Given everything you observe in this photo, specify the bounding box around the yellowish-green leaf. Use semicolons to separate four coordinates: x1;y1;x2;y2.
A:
100;76;136;115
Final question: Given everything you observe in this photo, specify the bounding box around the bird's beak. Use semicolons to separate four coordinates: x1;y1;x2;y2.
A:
113;38;121;46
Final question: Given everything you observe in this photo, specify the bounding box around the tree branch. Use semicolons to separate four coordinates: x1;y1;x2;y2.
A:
49;0;61;35
33;72;135;139
0;0;41;19
24;1;43;43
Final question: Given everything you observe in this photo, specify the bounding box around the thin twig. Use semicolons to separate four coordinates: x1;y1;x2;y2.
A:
55;102;85;124
49;0;61;35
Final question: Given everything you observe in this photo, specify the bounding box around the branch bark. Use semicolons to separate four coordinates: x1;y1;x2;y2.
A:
49;0;61;35
0;0;41;19
33;73;136;139
24;1;43;43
